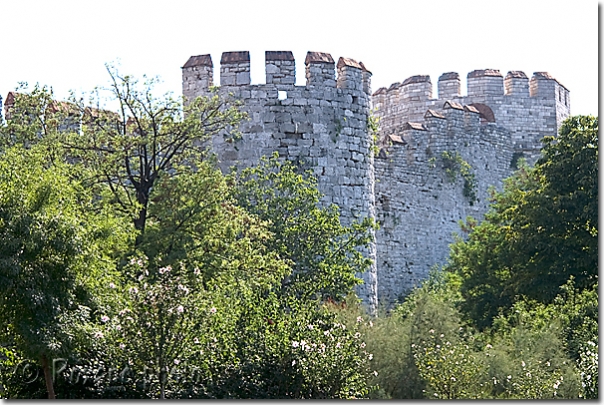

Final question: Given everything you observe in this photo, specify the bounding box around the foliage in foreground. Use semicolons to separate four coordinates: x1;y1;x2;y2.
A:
363;270;594;399
448;115;598;328
0;75;597;400
232;154;375;302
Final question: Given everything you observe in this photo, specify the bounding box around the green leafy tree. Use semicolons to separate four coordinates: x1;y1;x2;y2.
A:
232;154;375;301
448;115;598;328
0;146;129;398
60;66;245;237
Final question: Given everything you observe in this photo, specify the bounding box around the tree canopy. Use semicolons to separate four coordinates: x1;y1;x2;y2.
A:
447;115;598;328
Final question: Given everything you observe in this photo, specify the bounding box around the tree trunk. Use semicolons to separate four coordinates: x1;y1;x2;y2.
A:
41;355;56;399
134;206;147;246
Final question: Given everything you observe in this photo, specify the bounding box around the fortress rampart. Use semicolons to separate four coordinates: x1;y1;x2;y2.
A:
181;51;570;309
183;52;569;309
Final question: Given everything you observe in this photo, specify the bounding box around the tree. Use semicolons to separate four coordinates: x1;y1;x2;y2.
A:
0;145;129;398
61;66;245;237
447;115;598;328
232;154;375;302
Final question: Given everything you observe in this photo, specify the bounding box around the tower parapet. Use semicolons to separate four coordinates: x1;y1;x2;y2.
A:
336;57;363;91
182;54;213;103
401;75;432;101
305;51;336;87
438;72;461;99
220;51;251;86
360;62;372;95
467;69;504;97
504;71;529;97
265;51;295;87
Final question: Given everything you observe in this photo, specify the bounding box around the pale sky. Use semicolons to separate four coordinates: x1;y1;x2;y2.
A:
1;1;599;116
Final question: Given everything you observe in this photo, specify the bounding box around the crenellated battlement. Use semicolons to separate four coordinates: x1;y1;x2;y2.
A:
373;69;569;102
372;68;571;166
182;51;373;104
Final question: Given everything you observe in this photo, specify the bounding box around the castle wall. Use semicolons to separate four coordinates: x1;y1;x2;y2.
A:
182;52;569;311
374;108;513;303
182;51;378;312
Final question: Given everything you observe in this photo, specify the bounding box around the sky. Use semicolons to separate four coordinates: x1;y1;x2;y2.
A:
1;1;599;116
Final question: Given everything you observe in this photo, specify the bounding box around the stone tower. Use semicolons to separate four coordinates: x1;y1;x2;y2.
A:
182;50;378;312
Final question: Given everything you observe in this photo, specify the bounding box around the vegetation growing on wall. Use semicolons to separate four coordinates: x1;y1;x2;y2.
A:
440;151;477;204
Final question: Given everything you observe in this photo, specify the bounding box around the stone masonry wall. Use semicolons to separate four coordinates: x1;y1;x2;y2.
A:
374;106;513;303
182;51;378;312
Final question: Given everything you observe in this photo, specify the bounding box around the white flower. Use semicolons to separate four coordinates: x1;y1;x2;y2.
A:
507;375;512;380
115;325;121;331
94;331;104;339
354;332;361;339
356;316;363;323
369;321;373;328
194;267;201;275
177;305;184;313
486;344;493;349
451;376;456;381
129;287;138;294
521;361;526;368
119;343;125;349
109;282;116;289
307;324;314;330
194;338;200;344
137;259;144;267
138;274;144;281
324;330;330;336
429;329;435;334
209;307;217;314
292;341;300;348
292;360;296;366
440;334;445;338
101;315;110;323
360;342;366;348
374;371;378;377
174;359;180;365
159;265;172;274
368;353;373;360
336;342;341;349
